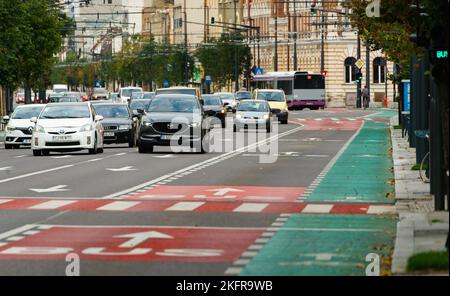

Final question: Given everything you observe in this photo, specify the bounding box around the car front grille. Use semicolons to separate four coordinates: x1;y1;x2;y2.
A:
104;125;118;131
16;127;34;135
48;131;77;135
152;122;188;134
46;141;80;147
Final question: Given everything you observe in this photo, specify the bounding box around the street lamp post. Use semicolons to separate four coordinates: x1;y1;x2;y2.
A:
293;0;298;70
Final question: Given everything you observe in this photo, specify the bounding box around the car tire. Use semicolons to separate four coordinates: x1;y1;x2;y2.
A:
89;136;98;155
281;119;288;125
233;124;237;133
33;150;42;156
97;148;104;154
128;135;136;148
221;119;226;129
138;144;152;153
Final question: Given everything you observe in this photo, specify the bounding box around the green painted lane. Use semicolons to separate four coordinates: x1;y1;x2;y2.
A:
240;214;397;276
306;119;395;203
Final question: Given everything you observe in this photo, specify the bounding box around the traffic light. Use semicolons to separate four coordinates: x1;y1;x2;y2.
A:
211;17;215;25
355;72;363;83
310;2;317;15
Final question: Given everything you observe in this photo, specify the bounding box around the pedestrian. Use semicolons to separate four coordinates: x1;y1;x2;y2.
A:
362;85;370;108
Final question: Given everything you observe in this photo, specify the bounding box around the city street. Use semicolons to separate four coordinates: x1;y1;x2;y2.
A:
0;109;397;276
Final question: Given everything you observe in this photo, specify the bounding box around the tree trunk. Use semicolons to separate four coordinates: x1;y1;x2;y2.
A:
24;80;32;104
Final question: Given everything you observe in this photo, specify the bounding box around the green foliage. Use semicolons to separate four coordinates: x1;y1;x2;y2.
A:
407;251;449;272
196;33;252;89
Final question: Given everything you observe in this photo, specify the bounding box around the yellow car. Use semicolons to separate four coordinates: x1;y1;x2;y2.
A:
252;89;289;124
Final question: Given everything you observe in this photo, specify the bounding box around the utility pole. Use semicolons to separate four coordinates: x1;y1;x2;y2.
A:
356;32;362;108
184;0;188;84
320;0;326;73
274;0;278;71
293;0;298;70
365;46;371;106
234;0;239;92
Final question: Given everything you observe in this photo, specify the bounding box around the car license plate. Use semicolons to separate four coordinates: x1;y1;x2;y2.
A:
23;139;31;144
161;135;173;140
52;135;72;142
104;132;115;137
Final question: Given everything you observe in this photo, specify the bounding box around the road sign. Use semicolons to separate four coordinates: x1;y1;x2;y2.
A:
254;67;264;76
163;80;170;88
355;59;365;69
205;76;212;84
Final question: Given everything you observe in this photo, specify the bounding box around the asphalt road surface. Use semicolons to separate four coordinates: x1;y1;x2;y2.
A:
0;109;386;276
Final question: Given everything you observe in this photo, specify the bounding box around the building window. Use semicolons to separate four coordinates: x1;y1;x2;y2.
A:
344;57;357;83
373;57;386;84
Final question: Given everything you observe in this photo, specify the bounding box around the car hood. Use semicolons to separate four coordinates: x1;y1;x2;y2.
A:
7;118;36;128
143;112;202;124
237;111;269;118
37;118;91;128
101;118;132;125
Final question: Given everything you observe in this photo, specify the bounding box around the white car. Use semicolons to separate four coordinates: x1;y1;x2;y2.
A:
31;103;104;156
119;87;143;104
215;92;238;111
3;104;45;149
233;100;272;133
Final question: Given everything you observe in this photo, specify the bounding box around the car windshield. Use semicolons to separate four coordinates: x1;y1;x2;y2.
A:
94;105;129;119
257;91;285;102
121;89;142;98
236;92;251;100
94;89;107;94
11;106;44;119
157;89;196;96
129;100;151;111
148;97;200;113
143;93;155;99
40;105;90;119
218;94;234;101
48;96;80;103
203;96;222;106
238;101;269;112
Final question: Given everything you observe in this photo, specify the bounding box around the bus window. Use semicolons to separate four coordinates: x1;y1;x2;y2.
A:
277;80;293;95
294;75;325;89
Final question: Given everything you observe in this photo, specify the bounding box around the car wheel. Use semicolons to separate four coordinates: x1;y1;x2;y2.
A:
128;135;136;148
89;136;98;155
221;119;226;129
233;124;237;133
282;119;288;125
97;148;104;154
33;150;42;156
138;144;152;153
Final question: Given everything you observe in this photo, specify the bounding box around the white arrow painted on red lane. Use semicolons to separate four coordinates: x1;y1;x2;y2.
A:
29;185;69;193
115;231;173;248
207;188;244;196
106;166;137;172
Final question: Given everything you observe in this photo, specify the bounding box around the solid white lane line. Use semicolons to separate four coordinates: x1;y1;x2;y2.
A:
29;200;77;210
97;201;141;211
165;202;205;211
0;224;38;240
233;203;269;213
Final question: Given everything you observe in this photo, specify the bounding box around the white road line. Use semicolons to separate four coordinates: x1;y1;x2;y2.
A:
6;236;25;242
165;202;205;211
0;199;13;205
233;203;269;213
0;224;38;240
103;124;305;199
29;200;77;210
302;204;334;214
96;201;141;211
367;205;397;214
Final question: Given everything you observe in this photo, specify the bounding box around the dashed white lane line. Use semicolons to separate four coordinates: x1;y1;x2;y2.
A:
0;225;37;241
233;203;269;213
165;202;205;212
29;200;77;210
96;201;141;211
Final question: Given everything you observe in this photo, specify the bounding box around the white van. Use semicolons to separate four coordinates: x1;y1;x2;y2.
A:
119;87;143;103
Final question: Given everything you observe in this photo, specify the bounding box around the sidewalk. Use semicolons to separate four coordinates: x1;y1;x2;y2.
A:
390;116;449;275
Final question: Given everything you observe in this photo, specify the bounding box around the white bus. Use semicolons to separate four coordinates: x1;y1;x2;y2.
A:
252;71;326;110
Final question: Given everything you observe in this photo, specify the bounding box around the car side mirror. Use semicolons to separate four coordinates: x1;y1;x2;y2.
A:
30;117;37;123
95;115;104;122
2;115;10;124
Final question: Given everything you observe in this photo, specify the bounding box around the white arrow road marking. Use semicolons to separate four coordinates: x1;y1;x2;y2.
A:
29;185;69;193
115;231;173;248
152;154;176;159
106;166;137;172
207;188;244;196
0;167;13;171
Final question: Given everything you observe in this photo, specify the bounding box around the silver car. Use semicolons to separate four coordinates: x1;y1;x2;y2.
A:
233;100;272;133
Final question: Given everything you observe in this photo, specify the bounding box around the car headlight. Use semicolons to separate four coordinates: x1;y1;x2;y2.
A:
189;122;201;128
236;114;242;119
221;109;225;114
263;114;270;120
143;121;153;127
119;125;131;130
6;125;16;131
80;124;93;132
35;125;45;133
